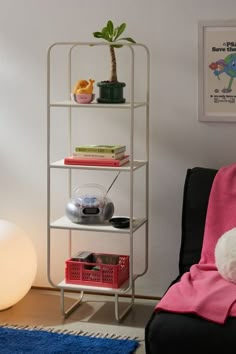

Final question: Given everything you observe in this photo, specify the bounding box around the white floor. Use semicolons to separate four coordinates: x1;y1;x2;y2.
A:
0;289;158;353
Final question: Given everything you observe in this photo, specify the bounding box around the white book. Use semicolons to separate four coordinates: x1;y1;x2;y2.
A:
72;151;125;159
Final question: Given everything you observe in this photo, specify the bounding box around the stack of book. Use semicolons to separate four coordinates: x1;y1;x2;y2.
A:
64;145;129;167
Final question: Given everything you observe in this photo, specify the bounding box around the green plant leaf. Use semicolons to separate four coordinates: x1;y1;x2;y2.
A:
118;37;136;43
113;27;119;39
114;23;126;40
101;26;111;41
93;32;104;38
107;20;114;37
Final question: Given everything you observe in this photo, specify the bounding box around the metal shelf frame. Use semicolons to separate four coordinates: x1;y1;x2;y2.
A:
47;42;150;321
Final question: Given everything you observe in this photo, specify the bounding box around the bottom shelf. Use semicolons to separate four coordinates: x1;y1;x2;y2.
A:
58;274;138;294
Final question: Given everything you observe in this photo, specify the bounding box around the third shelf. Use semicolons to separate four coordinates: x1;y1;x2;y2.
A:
50;216;147;234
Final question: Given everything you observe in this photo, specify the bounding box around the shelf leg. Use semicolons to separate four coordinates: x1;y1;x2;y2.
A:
114;281;135;322
60;288;84;317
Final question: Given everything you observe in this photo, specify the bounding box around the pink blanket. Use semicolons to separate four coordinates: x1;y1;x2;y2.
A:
155;162;236;324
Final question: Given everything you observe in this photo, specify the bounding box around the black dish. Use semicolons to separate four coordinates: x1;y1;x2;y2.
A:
109;217;130;229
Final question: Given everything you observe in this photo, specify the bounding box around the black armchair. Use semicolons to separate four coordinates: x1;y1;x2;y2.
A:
145;167;236;354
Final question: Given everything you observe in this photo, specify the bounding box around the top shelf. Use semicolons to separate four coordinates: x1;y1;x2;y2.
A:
49;101;148;109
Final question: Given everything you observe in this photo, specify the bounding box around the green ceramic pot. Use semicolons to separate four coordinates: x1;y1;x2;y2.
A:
97;81;126;103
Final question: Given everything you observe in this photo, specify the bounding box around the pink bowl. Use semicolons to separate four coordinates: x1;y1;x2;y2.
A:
71;93;95;104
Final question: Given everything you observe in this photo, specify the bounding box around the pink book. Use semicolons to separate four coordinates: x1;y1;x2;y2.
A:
64;155;129;167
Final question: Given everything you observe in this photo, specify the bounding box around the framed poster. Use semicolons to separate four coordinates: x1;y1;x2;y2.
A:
198;20;236;122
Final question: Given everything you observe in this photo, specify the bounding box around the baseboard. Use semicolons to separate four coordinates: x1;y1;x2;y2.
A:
31;285;161;301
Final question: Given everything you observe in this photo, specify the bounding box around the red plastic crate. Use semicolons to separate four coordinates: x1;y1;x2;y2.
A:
65;254;129;288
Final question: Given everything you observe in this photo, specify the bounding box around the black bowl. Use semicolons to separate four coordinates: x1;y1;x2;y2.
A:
109;217;130;229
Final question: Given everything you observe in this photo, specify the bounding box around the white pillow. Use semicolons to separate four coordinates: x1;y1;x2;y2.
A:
215;228;236;283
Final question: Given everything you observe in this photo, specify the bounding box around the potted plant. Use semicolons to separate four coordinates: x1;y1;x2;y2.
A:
93;20;136;103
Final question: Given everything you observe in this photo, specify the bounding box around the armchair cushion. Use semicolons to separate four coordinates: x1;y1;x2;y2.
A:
179;167;217;274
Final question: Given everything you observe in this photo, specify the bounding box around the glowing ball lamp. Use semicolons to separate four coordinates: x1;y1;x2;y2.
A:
0;219;37;310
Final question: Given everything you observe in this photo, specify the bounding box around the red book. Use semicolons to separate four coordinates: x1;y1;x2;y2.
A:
64;155;130;167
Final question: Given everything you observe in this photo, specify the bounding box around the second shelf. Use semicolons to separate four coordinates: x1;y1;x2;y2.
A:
50;159;147;171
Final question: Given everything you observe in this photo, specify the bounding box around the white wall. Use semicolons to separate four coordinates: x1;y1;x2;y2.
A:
1;0;236;297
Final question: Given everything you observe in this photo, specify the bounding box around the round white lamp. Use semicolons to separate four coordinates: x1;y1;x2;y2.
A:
0;219;37;310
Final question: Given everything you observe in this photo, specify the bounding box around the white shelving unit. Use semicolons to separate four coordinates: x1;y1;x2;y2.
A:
47;42;150;321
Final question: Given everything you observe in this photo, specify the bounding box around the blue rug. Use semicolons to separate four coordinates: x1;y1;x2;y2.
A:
0;325;139;353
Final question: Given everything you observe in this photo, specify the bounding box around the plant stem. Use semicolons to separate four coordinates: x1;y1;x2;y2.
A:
109;45;117;82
